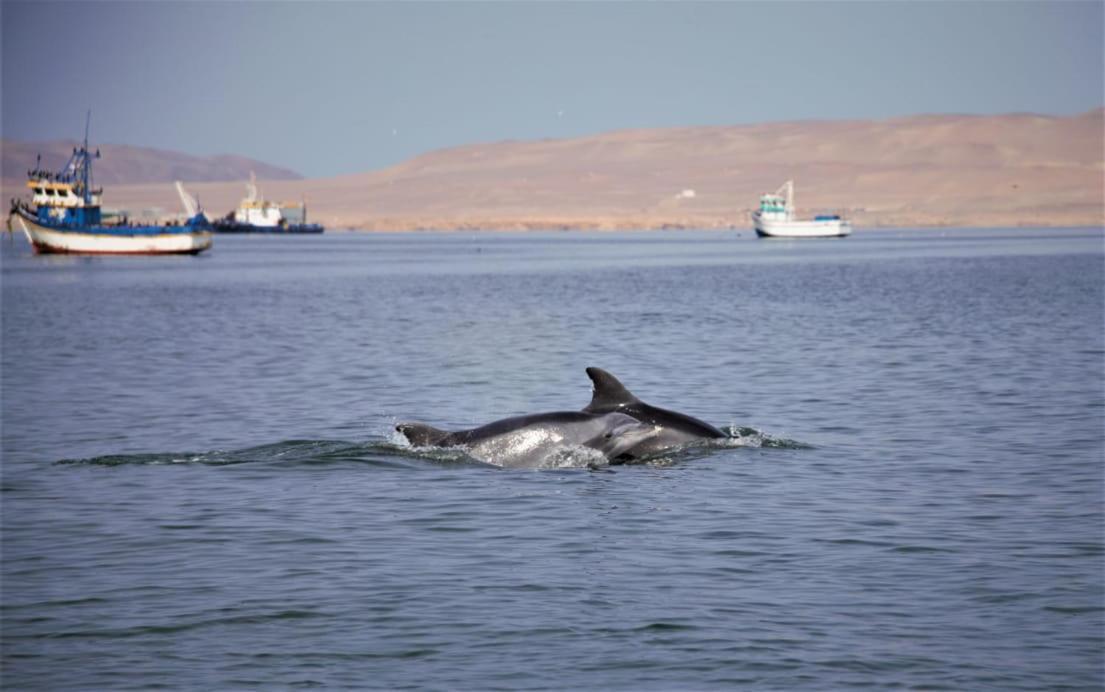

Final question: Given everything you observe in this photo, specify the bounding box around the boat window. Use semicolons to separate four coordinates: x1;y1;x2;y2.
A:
44;189;55;196
34;188;44;195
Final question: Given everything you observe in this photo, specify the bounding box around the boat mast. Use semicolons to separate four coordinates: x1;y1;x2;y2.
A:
246;171;258;203
772;180;795;215
82;110;92;206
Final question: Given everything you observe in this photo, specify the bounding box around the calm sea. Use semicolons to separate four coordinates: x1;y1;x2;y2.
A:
2;228;1102;690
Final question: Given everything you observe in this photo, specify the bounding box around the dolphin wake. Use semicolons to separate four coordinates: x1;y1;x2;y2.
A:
55;426;807;469
58;368;812;470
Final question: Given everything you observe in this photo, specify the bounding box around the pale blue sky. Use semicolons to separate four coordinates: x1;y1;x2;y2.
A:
3;1;1102;177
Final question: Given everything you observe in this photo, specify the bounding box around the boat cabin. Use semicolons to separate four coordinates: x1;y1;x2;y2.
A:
24;162;104;227
233;199;283;227
759;194;787;214
27;179;101;210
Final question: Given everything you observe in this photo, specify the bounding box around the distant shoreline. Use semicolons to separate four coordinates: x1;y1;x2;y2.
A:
3;177;1101;232
4;109;1102;232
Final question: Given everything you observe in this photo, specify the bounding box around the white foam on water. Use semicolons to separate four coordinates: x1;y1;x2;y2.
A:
538;445;609;470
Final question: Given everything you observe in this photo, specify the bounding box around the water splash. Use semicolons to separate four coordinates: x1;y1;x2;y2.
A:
723;426;813;449
391;427;609;470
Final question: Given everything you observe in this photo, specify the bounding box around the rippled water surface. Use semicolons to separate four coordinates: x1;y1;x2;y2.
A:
2;228;1102;690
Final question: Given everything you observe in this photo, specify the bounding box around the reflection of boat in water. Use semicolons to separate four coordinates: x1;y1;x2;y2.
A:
6;114;214;255
752;180;851;238
212;173;324;234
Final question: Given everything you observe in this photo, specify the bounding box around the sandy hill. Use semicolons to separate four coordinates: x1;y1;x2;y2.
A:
1;139;302;187
5;110;1102;229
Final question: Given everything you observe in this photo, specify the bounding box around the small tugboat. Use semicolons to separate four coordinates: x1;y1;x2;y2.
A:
7;114;213;255
752;180;851;238
212;173;323;234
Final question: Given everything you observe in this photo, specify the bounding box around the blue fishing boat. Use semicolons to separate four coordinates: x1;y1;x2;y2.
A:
6;114;213;255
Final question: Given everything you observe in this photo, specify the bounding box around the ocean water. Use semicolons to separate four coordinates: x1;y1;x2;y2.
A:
1;227;1102;690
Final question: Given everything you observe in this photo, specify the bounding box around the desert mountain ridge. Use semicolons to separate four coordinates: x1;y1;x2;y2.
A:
4;109;1102;229
1;139;302;186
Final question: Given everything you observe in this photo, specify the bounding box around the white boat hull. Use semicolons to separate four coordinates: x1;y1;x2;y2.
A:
753;214;852;238
9;212;213;255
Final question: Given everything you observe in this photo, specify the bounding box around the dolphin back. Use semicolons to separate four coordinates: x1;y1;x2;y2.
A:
582;367;726;440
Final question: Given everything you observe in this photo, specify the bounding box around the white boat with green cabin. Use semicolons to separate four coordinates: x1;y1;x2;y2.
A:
752;180;851;238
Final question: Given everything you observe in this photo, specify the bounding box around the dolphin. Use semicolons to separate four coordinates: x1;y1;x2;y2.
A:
396;410;660;469
581;367;726;457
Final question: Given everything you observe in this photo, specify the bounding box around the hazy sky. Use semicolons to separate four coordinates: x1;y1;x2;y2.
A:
3;1;1102;178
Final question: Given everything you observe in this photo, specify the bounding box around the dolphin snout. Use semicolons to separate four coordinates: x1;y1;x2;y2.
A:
604;421;661;460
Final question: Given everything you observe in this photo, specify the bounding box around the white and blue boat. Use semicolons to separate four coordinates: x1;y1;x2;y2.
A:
212;172;324;234
7;115;213;255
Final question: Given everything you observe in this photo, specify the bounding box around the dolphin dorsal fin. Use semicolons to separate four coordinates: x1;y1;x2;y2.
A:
584;367;640;412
